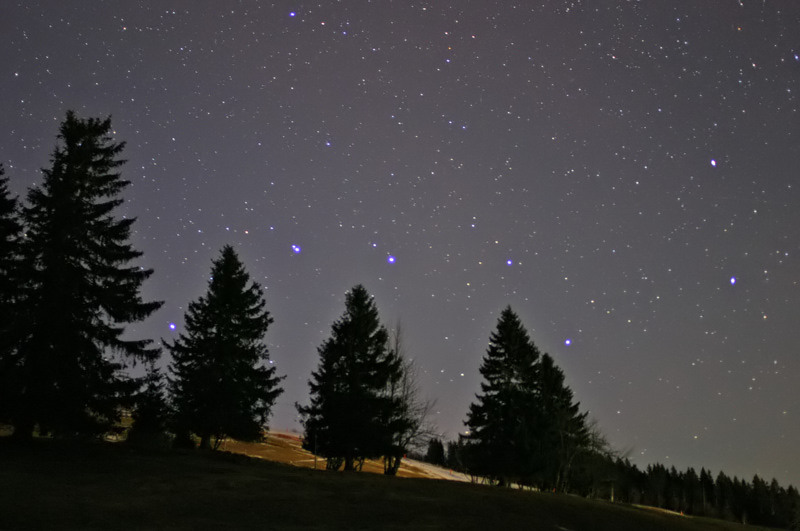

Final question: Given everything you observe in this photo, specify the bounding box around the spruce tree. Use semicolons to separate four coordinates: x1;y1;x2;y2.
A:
700;467;715;515
166;245;283;450
0;164;24;425
297;284;401;471
466;306;541;486
466;306;589;488
538;352;589;490
10;112;162;439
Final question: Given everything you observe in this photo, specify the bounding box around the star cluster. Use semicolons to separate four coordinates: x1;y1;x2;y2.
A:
1;1;799;486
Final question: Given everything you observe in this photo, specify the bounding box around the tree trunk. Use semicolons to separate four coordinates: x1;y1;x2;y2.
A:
199;434;212;450
343;456;355;471
384;454;402;475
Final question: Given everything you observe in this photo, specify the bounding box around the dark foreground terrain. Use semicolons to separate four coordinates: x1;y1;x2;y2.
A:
0;439;777;530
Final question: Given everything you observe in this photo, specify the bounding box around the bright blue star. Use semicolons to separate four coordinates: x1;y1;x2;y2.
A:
506;259;513;266
289;11;296;17
710;159;717;167
387;255;396;264
564;339;572;346
169;322;176;331
730;276;736;285
292;244;301;254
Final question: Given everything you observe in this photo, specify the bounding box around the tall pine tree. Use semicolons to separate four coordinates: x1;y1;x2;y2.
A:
10;112;162;439
167;245;284;450
0;164;24;425
466;306;541;486
297;284;402;471
466;306;588;488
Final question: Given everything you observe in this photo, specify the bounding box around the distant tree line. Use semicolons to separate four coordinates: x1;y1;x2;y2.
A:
570;457;800;529
423;436;800;528
419;305;800;529
1;112;798;528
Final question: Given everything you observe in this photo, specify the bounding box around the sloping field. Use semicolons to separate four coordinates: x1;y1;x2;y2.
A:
224;431;470;481
0;437;776;531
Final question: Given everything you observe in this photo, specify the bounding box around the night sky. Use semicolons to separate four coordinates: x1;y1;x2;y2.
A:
2;1;799;486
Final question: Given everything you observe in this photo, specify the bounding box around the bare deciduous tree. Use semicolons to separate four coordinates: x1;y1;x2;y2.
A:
383;322;437;475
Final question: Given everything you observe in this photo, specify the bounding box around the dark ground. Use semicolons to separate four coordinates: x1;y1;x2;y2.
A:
0;438;779;530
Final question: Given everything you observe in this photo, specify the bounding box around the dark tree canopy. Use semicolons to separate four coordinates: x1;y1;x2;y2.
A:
568;455;800;529
6;112;162;438
425;438;446;467
126;363;171;447
465;306;588;488
167;245;284;450
0;164;21;310
298;284;402;471
466;306;542;485
537;351;589;490
0;164;24;425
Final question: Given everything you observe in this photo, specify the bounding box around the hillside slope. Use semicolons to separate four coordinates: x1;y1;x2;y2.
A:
0;439;777;531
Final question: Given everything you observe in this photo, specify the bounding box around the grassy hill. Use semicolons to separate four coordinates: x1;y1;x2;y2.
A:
0;438;778;530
